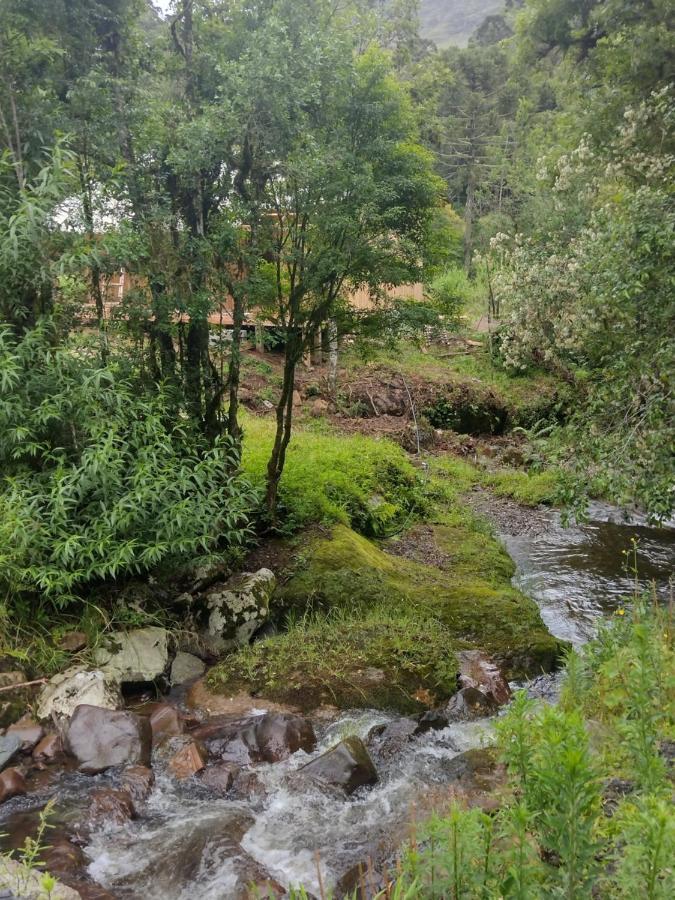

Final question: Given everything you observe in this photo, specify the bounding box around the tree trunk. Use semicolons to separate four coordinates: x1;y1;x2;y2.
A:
463;168;475;274
255;323;265;353
310;328;323;366
227;286;245;449
265;330;301;519
327;319;339;396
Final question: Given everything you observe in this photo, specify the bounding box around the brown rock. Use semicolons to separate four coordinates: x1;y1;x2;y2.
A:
445;687;497;721
457;650;511;706
88;788;136;827
59;631;88;653
33;732;63;761
231;769;266;800
310;398;329;417
66;705;152;774
292;389;302;407
168;738;207;778
298;736;378;796
0;766;26;804
149;703;184;739
198;762;237;794
7;716;44;751
41;834;87;875
201;712;316;764
119;764;155;803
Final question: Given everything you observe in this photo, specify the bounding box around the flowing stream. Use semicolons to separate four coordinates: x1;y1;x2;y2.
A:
3;500;674;898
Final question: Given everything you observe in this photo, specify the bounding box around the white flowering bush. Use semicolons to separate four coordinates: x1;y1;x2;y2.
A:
491;87;675;517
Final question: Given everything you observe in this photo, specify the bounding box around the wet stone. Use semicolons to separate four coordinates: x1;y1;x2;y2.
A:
149;703;184;739
88;788;136;828
32;732;63;761
66;705;152;774
7;717;44;752
167;737;208;778
414;708;449;735
0;767;26;804
198;762;238;794
367;718;418;759
445;687;497;721
199;712;317;764
457;650;511;706
119;765;155;803
298;736;378;796
0;734;21;771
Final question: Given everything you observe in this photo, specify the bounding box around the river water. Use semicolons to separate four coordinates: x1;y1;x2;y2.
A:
3;500;674;898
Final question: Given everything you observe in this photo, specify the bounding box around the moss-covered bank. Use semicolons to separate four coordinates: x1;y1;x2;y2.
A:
210;462;565;712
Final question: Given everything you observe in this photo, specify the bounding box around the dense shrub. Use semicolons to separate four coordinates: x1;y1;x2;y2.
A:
386;601;675;899
0;324;256;607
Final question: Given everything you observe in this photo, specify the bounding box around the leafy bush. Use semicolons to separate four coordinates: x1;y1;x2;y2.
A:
427;266;475;325
0;323;256;607
387;601;674;899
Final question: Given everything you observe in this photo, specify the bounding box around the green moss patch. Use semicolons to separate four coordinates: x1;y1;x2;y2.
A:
241;414;425;535
485;468;562;507
210;519;564;712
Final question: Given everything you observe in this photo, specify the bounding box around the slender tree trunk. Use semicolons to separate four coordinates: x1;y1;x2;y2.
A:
78;156;108;364
227;283;245;449
310;327;323;366
463;168;476;274
327;319;339;396
265;329;301;519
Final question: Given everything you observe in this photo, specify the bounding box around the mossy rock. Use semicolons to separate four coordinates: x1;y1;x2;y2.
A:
208;607;459;715
210;522;565;713
277;525;562;678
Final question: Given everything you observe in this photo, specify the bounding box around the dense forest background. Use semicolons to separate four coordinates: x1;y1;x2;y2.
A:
0;0;673;612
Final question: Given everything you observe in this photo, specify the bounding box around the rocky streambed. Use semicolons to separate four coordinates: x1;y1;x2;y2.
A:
1;499;673;899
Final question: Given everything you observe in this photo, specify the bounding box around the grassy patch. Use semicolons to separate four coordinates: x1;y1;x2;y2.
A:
209;605;458;714
485;468;562;506
241;414;425;535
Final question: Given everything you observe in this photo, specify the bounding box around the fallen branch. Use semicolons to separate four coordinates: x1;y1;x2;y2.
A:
0;677;47;693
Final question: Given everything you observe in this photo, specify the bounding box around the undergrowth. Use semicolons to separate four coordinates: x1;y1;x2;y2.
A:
285;600;674;899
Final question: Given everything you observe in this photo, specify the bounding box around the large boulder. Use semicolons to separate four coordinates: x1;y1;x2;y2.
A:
94;627;170;684
298;736;378;795
195;712;316;764
36;667;121;723
65;705;152;774
457;650;511;706
201;569;276;653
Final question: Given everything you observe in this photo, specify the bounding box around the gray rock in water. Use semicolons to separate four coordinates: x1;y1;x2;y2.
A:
298;736;378;795
445;687;497;721
94;627;169;684
66;705;152;774
170;651;206;685
36;667;121;723
0;734;21;772
201;568;276;653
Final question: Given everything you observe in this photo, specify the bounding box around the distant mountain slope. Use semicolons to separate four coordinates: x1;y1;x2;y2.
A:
420;0;505;48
